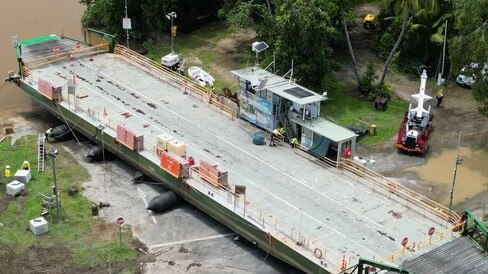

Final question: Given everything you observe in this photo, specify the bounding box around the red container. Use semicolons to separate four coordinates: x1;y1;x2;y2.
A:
38;78;62;100
199;160;227;187
116;125;143;151
161;151;189;178
116;125;127;142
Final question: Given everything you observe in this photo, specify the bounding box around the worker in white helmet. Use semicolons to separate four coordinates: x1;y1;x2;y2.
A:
4;165;12;183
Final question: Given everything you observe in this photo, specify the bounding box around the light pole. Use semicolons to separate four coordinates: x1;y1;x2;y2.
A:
48;148;61;223
123;0;131;47
166;12;177;53
448;132;463;212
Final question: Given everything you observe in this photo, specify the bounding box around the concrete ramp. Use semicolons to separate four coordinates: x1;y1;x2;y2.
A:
389;237;488;274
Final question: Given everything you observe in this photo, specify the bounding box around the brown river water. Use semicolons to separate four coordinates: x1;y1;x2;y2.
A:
0;0;84;117
0;1;486;210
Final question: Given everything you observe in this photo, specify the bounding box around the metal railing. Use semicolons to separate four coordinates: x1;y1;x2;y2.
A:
294;143;338;167
23;43;109;70
462;210;488;252
338;158;461;226
188;164;346;272
113;45;236;120
380;222;465;264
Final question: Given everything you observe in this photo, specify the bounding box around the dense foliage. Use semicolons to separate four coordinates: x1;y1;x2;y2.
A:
80;0;217;42
222;0;343;89
376;0;440;85
376;1;446;74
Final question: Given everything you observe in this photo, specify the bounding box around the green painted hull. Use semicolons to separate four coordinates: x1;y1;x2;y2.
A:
20;81;330;274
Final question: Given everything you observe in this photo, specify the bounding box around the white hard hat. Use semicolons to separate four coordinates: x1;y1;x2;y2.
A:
6;165;10;169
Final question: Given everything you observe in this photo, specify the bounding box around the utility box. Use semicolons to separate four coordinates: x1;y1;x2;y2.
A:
29;217;49;235
6;180;25;196
14;169;31;184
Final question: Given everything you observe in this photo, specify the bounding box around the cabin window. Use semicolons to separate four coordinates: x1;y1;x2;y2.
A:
245;81;255;93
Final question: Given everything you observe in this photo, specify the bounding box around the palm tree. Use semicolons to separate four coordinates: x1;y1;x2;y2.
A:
379;0;440;86
339;0;359;85
342;16;360;85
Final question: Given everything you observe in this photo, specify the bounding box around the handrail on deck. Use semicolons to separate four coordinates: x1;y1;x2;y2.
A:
113;45;236;119
23;43;109;70
294;143;338;167
187;163;344;272
338;158;461;226
379;221;465;264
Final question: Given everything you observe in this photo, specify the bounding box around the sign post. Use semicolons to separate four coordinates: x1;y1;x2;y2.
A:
123;0;131;47
115;217;124;246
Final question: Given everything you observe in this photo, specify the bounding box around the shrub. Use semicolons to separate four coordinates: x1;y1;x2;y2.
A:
358;61;378;96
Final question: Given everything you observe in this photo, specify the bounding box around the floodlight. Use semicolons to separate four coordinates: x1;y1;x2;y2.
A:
166;12;177;20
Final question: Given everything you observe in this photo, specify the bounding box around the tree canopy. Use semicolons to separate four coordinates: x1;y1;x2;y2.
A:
223;0;343;89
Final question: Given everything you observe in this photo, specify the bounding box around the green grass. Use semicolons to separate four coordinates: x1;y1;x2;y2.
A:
146;22;252;92
322;80;408;146
0;136;136;272
146;22;231;67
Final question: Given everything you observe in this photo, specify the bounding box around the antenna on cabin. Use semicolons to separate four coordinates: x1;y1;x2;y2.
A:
252;41;269;67
263;53;276;72
289;59;294;84
282;59;294;83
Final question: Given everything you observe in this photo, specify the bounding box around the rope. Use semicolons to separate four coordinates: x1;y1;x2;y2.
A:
253;232;272;271
55;103;81;144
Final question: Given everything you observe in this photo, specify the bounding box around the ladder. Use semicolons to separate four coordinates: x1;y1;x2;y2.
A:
279;114;295;142
38;133;46;172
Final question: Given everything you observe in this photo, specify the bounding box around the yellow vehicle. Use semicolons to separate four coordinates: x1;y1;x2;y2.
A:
363;14;376;29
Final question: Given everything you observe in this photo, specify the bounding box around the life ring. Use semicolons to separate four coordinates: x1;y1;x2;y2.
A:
313;248;323;259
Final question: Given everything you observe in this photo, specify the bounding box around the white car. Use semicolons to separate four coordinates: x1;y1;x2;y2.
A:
457;63;488;88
